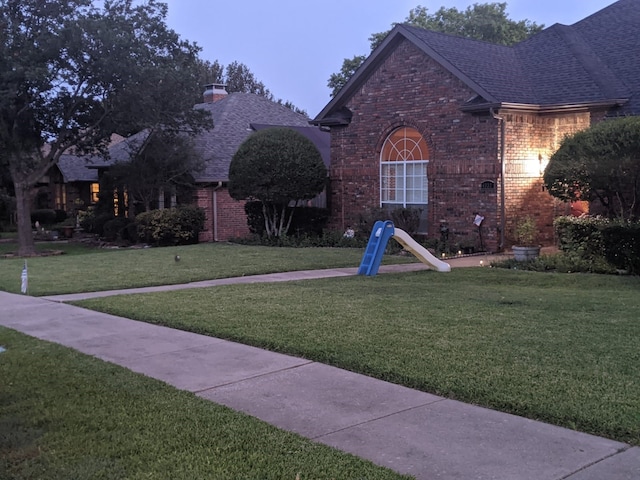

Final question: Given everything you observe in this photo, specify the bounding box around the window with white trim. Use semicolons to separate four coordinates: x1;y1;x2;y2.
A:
380;127;429;204
380;127;429;232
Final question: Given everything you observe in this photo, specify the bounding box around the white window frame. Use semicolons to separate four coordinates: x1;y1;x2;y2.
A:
380;127;429;208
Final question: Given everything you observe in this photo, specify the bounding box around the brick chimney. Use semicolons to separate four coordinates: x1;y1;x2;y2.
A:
203;83;228;103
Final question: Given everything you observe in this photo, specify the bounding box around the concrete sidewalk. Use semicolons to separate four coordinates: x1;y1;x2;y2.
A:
1;267;638;479
42;254;504;303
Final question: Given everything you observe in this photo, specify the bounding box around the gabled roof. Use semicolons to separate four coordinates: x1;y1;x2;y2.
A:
313;0;636;124
192;93;314;182
57;130;151;182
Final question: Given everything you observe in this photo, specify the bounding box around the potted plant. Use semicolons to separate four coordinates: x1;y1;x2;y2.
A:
512;216;541;261
55;217;76;239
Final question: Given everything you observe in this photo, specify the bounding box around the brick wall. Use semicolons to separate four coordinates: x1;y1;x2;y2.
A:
196;185;249;242
328;39;502;251
326;39;598;251
501;111;591;245
215;188;250;240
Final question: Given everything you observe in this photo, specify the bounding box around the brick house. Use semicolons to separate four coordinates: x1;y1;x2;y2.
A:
35;133;137;216
36;89;328;242
311;0;639;252
192;85;329;242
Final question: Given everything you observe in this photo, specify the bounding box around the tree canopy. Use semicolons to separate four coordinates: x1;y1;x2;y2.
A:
0;0;212;255
228;128;326;237
198;59;307;116
328;2;544;96
543;117;640;221
107;130;204;214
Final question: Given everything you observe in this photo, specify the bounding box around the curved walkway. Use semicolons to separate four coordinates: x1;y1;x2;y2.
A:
1;261;638;479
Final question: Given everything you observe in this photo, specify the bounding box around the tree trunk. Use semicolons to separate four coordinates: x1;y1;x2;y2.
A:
14;180;36;256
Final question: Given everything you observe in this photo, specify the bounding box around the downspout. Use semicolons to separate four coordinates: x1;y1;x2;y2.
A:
491;108;506;251
210;181;223;241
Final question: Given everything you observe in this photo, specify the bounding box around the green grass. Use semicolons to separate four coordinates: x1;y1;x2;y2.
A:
75;268;640;446
0;242;412;296
0;328;410;480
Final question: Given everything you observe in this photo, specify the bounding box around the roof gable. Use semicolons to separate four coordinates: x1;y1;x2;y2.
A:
57;130;150;182
314;0;637;123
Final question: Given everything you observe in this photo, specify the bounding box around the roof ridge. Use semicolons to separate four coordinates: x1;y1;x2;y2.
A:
553;23;630;100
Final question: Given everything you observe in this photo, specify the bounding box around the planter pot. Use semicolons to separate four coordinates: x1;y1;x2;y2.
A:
512;246;541;261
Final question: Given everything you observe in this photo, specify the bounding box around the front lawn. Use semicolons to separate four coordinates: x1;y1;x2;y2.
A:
0;328;410;480
0;242;412;296
75;268;640;446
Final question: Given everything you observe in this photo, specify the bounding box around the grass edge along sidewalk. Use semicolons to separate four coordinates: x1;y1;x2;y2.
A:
0;242;414;296
0;328;411;480
74;268;640;447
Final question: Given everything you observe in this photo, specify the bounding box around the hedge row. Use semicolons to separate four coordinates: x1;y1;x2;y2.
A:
554;216;640;274
79;205;205;246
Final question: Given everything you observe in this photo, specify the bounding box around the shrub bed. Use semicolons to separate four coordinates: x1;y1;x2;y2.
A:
136;206;205;246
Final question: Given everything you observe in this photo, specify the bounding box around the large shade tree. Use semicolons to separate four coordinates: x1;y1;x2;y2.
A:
328;2;544;96
543;116;640;220
228;128;326;238
0;0;212;255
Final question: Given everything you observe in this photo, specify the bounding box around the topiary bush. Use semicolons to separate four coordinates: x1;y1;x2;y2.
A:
136;206;205;246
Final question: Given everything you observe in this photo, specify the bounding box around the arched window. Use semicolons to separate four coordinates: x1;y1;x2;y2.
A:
380;127;429;232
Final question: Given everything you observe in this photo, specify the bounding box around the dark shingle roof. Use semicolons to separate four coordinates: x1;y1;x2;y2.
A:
401;26;532;104
314;0;638;122
193;93;313;182
57;130;150;182
573;0;640;114
57;155;99;182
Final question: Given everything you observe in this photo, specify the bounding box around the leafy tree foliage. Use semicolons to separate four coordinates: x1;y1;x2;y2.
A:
543;117;640;220
198;59;307;116
108;130;204;213
198;59;225;87
327;55;367;99
228;128;326;237
328;2;544;96
0;0;212;255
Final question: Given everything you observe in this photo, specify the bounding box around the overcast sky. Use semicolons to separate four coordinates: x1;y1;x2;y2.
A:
162;0;617;118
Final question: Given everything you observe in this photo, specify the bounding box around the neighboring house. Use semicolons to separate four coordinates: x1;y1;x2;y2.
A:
38;132;150;216
192;85;330;242
36;86;328;242
311;0;639;252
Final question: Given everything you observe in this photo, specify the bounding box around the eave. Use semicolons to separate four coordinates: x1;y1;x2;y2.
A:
460;98;629;114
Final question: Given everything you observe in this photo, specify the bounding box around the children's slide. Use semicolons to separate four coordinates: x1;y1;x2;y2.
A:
357;221;451;275
392;228;451;272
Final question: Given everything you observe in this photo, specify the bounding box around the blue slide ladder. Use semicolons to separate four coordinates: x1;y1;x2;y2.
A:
357;220;395;276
